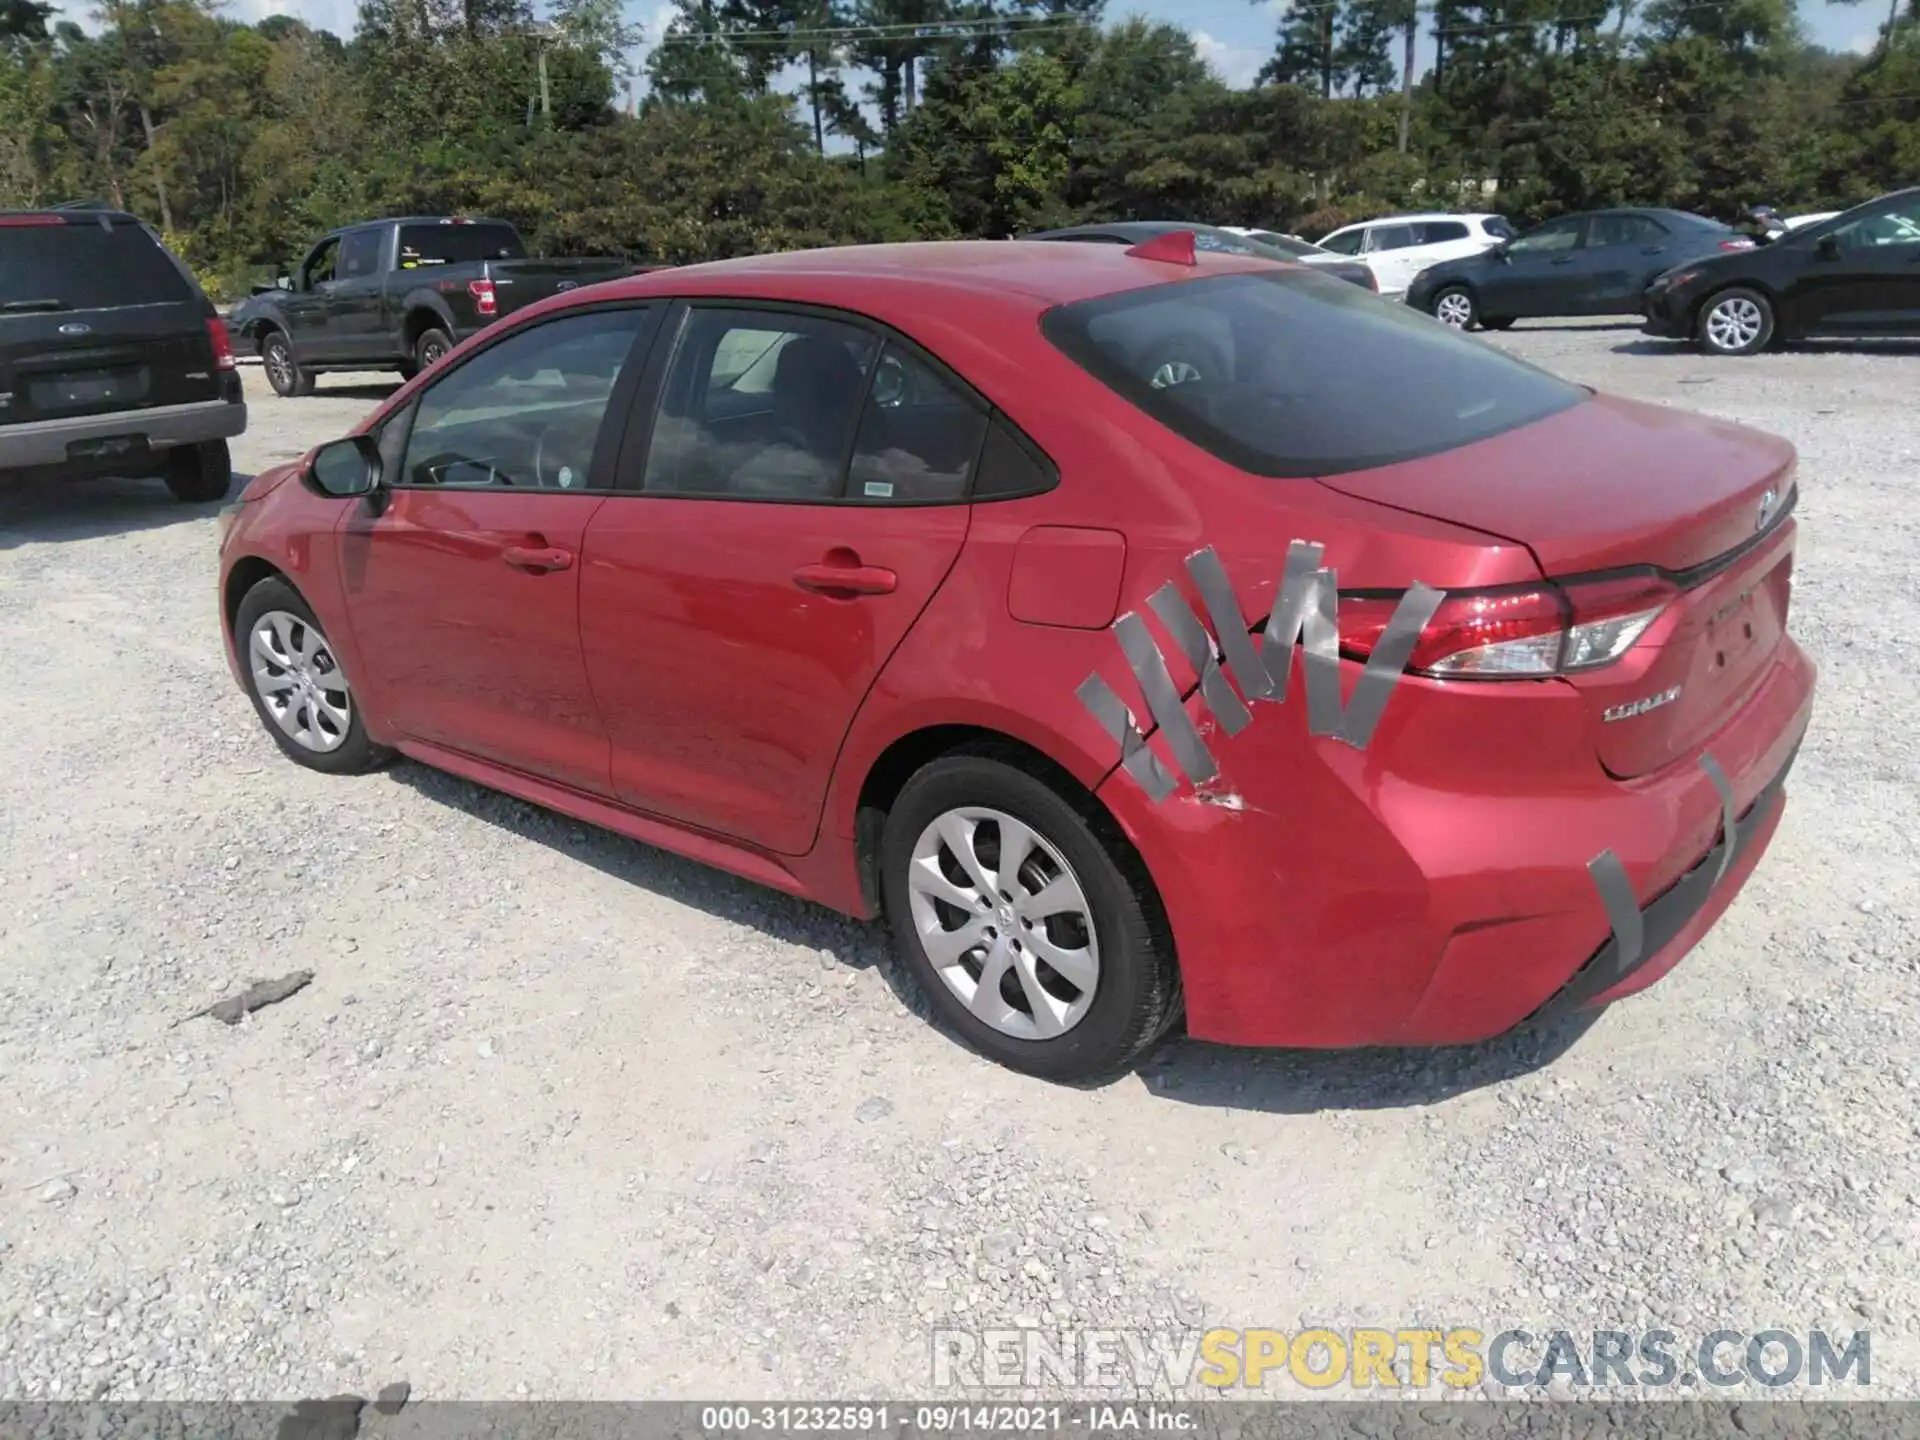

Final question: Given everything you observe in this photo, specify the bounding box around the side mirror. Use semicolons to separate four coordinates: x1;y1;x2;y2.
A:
1816;233;1840;259
308;435;381;499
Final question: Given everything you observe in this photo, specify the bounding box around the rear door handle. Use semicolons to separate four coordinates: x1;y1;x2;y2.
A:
792;562;897;596
502;544;573;573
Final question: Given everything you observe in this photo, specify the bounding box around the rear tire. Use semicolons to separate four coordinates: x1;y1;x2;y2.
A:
1431;286;1478;329
1696;287;1775;356
879;750;1181;1083
415;328;454;374
260;330;314;397
234;576;391;776
163;439;232;503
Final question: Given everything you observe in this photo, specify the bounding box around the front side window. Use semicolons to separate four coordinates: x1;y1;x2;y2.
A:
398;308;648;490
1508;217;1585;254
302;237;340;288
1041;270;1584;478
1829;198;1920;250
642;307;878;500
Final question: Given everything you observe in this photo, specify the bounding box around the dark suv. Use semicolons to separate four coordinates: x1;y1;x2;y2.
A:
1;208;247;502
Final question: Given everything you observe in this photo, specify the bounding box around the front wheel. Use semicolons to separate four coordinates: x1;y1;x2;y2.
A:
1431;285;1478;330
260;331;314;397
234;576;391;775
1696;287;1775;356
879;752;1181;1082
163;439;232;503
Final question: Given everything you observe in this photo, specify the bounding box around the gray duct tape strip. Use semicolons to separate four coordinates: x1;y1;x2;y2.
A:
1114;612;1219;786
1333;581;1446;751
1299;571;1345;742
1700;753;1738;887
1587;848;1644;975
1258;539;1327;701
1148;580;1254;738
1187;546;1274;702
1075;672;1178;803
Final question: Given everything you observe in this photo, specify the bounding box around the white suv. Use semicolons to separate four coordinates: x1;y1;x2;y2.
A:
1316;213;1514;299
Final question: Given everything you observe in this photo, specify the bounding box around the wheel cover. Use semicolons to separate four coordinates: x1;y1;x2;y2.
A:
264;339;294;390
907;807;1101;1042
1435;291;1473;327
1706;297;1763;352
422;338;447;366
249;610;352;754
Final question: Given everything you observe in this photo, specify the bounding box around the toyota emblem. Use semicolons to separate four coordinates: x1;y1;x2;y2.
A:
1756;489;1777;531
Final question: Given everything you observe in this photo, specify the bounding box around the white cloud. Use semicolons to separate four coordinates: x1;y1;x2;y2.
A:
1193;28;1265;89
1844;26;1878;52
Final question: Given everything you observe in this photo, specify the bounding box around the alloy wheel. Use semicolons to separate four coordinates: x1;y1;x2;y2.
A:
249;610;352;754
264;339;294;392
1706;296;1764;353
906;807;1101;1041
1435;291;1474;328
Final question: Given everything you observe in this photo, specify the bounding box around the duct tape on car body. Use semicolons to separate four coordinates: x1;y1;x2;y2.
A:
1147;579;1254;739
1700;753;1738;887
1113;611;1219;786
1075;673;1179;803
1587;848;1645;974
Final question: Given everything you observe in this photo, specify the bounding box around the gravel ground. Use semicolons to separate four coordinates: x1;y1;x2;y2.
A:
1;323;1916;1405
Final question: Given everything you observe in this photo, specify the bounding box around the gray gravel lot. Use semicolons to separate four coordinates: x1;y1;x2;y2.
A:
1;322;1916;1404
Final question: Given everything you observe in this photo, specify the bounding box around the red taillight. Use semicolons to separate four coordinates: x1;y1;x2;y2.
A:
1336;575;1677;680
0;213;64;227
1365;268;1379;292
206;317;235;371
1718;238;1756;251
468;278;497;317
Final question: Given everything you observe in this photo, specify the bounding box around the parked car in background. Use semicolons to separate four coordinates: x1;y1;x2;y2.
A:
1783;212;1841;231
226;217;634;396
1407;208;1755;331
219;239;1813;1082
1313;213;1513;298
1;207;245;502
1218;225;1311;248
1024;221;1379;291
1642;186;1920;355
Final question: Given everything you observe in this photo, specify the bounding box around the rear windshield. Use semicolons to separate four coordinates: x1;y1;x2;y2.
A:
1041;270;1585;477
0;218;197;310
396;222;525;267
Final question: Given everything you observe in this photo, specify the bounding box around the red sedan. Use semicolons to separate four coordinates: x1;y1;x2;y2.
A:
217;236;1815;1081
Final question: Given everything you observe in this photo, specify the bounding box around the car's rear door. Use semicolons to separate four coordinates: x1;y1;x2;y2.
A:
1583;213;1673;312
336;303;661;793
579;301;986;856
0;213;223;462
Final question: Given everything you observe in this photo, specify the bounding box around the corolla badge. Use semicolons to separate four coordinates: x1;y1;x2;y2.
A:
58;322;92;337
1757;488;1778;531
1602;686;1683;723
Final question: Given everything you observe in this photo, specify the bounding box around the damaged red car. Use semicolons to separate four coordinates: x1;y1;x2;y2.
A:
218;235;1815;1081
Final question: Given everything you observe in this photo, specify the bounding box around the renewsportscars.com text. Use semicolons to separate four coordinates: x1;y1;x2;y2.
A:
931;1327;1871;1392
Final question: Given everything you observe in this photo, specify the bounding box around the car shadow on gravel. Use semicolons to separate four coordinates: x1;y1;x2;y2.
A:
0;471;250;548
1133;1010;1601;1114
1613;336;1920;358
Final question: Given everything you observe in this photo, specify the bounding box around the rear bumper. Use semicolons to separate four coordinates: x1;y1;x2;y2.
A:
1095;635;1816;1049
0;396;247;472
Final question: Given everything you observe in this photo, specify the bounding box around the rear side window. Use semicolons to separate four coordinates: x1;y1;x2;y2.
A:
1041;270;1584;478
0;218;197;309
396;222;525;268
1366;225;1419;252
1417;221;1470;244
846;345;988;504
1317;229;1363;256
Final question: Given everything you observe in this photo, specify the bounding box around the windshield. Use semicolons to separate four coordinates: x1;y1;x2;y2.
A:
1041;270;1585;478
0;218;197;310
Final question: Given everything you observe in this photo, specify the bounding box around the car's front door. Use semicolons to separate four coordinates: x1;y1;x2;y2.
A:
1486;215;1591;316
336;304;660;793
1787;196;1920;336
1362;223;1423;295
1583;212;1673;313
579;302;987;856
284;235;342;358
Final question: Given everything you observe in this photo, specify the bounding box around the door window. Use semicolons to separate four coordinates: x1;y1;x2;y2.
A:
1507;217;1586;254
1318;229;1363;255
338;230;381;278
1415;221;1470;244
1587;214;1666;248
1366;225;1419;252
1829;199;1920;251
398;308;649;491
302;237;341;288
641;307;879;500
847;345;989;504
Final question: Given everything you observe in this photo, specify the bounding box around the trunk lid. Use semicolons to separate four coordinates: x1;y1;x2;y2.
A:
1;215;219;431
1316;392;1799;778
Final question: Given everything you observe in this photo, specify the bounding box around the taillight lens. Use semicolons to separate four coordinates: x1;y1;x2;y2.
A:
468;278;497;317
1336;575;1676;680
1718;238;1756;251
206;317;235;370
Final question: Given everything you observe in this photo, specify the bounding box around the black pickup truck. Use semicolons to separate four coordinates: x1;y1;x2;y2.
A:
226;217;633;396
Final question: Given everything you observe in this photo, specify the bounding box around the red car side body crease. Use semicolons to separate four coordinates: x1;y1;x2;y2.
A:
219;242;1816;1063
